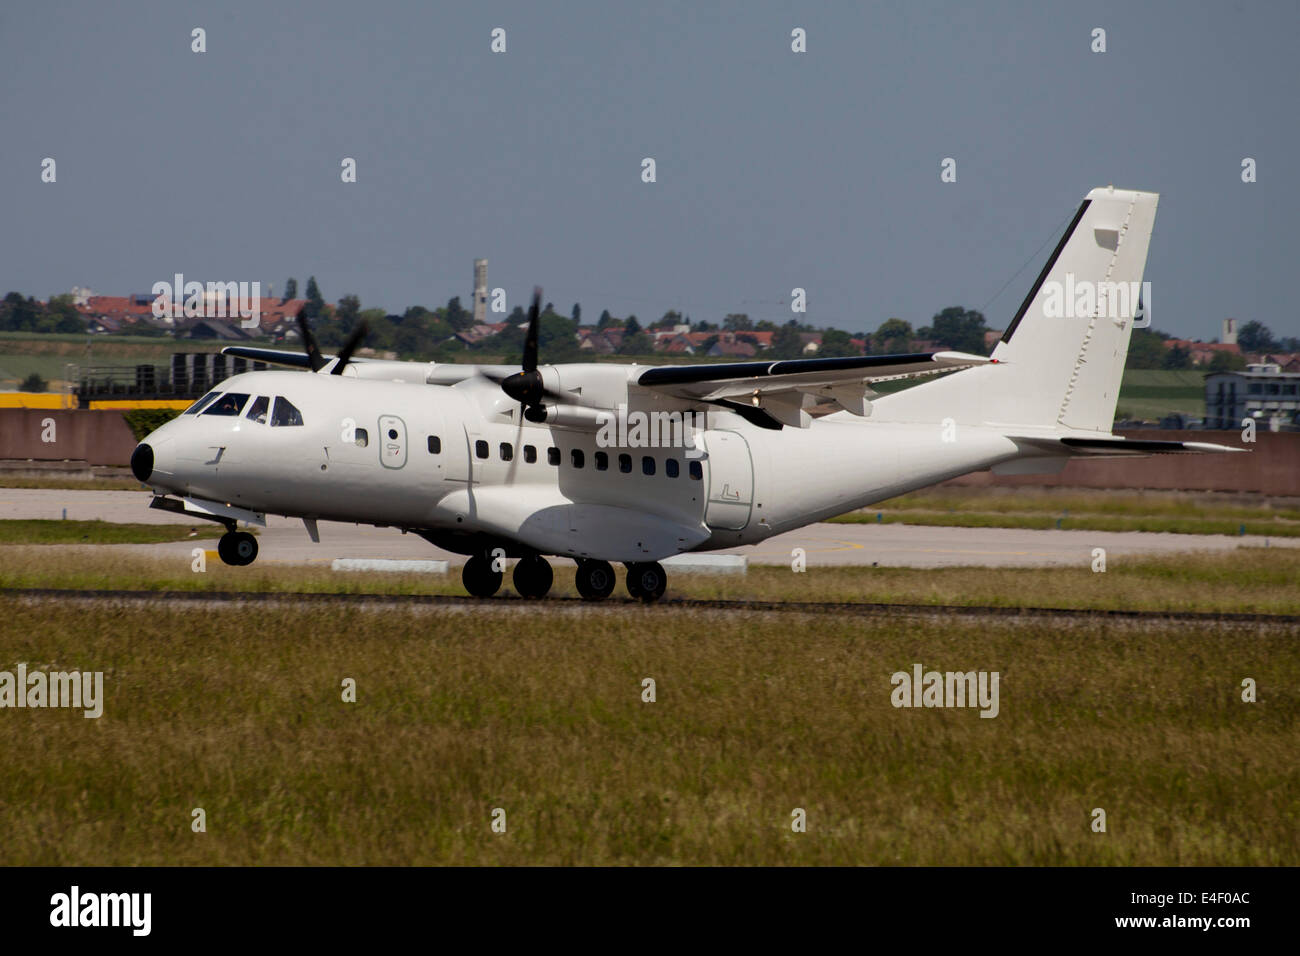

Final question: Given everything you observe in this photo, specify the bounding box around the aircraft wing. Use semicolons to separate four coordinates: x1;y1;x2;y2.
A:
221;346;315;369
636;350;994;427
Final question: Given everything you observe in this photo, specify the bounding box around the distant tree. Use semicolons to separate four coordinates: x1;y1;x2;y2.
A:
1162;344;1192;369
723;313;752;331
770;321;804;359
819;328;857;357
1125;328;1169;369
654;310;683;330
1208;350;1246;372
539;312;579;360
1236;320;1277;353
597;310;613;329
874;318;913;354
571;303;581;324
444;296;472;332
19;372;47;392
929;306;989;354
624;316;641;337
304;276;325;319
335;294;361;334
754;319;778;332
284;278;298;300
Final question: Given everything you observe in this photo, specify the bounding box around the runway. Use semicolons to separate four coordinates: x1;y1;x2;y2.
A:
0;488;1292;569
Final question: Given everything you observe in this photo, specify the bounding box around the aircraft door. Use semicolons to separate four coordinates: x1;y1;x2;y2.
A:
704;430;754;530
378;415;407;469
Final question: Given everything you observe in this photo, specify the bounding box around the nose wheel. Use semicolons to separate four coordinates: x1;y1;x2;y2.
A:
624;562;667;603
217;530;258;566
575;559;616;601
512;555;554;599
462;552;504;598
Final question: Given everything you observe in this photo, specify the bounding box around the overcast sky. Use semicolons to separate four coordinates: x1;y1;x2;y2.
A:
2;0;1295;340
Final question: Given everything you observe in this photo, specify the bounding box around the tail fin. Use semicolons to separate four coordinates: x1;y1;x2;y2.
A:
873;186;1159;433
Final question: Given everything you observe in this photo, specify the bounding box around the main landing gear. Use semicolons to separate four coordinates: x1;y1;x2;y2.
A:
624;562;667;603
459;553;668;603
216;530;258;566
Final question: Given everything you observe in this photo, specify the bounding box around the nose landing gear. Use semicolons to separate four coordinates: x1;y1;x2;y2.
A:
217;530;258;566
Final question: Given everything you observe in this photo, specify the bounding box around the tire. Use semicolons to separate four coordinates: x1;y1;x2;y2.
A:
462;553;503;598
513;555;554;599
625;562;666;603
217;531;257;566
231;531;258;566
575;560;616;601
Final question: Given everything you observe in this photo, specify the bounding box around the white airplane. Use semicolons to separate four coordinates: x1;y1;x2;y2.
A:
131;187;1238;601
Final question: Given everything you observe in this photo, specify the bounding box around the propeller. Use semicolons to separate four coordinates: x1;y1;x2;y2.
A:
481;288;566;415
294;305;370;375
330;318;370;375
295;307;327;372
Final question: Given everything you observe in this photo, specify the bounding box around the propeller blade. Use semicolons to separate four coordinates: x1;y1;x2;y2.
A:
522;287;542;373
295;307;327;372
330;318;370;375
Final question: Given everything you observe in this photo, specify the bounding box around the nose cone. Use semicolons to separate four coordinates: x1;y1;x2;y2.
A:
130;443;154;482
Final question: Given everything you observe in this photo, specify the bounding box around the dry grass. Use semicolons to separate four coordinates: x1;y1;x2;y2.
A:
0;545;1297;615
0;599;1294;865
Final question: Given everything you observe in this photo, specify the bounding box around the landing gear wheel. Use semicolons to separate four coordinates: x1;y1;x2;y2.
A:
462;553;503;598
575;560;616;601
625;562;667;603
512;555;554;599
217;531;258;566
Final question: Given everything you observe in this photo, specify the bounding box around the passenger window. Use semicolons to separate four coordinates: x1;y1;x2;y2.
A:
245;395;269;423
427;435;441;454
203;392;250;416
595;451;609;471
354;427;369;448
571;449;584;469
269;396;303;426
475;440;489;459
642;456;655;476
524;445;537;463
665;458;679;478
184;391;221;415
689;460;703;480
547;447;560;466
500;442;513;461
618;453;632;473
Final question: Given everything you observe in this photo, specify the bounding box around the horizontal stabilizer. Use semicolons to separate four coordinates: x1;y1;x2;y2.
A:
1011;435;1245;457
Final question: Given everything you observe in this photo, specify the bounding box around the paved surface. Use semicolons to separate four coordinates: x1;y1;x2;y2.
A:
1;488;1293;569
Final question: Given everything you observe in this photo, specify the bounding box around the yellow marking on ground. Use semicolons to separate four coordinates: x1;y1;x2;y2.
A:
0;393;74;409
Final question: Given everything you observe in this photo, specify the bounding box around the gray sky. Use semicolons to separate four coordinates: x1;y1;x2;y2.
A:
2;0;1295;340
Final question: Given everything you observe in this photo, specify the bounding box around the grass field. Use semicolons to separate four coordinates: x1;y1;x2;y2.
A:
0;597;1294;866
1;544;1298;614
834;487;1300;538
0;520;221;545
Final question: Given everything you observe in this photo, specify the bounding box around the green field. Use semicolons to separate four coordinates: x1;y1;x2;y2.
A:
834;487;1298;538
0;596;1294;866
2;544;1298;615
1115;369;1206;420
0;520;221;545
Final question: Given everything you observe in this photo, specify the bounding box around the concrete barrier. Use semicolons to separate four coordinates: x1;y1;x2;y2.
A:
331;558;449;574
661;554;748;574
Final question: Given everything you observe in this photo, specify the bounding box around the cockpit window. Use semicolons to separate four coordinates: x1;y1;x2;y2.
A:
245;395;270;424
271;396;304;427
183;391;221;415
201;392;250;416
